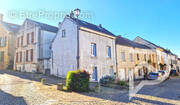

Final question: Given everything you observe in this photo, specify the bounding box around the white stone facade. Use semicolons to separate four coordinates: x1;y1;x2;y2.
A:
51;16;116;81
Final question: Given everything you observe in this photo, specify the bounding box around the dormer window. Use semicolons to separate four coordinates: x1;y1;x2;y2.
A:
62;29;66;38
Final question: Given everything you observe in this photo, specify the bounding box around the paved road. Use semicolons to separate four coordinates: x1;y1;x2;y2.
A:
130;77;180;105
0;70;180;105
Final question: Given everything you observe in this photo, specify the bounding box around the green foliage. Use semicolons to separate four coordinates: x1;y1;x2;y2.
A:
116;80;129;86
100;76;115;84
66;70;90;92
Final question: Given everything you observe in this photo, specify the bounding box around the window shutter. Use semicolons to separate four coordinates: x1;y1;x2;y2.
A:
108;47;111;58
31;49;33;62
20;52;22;62
21;36;23;46
94;44;96;56
31;32;34;43
27;33;29;45
26;50;28;62
16;53;18;63
17;37;19;47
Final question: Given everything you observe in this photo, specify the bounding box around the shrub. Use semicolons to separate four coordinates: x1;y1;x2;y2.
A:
116;80;129;86
66;70;90;92
100;76;115;84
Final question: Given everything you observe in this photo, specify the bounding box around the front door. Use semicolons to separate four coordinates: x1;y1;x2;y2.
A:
93;67;98;81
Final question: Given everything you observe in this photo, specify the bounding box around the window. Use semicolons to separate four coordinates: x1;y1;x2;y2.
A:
137;54;140;61
27;33;29;45
26;50;28;62
0;51;4;62
16;53;18;63
21;36;23;46
20;52;22;62
62;30;66;38
91;43;97;57
144;54;146;61
130;53;133;62
121;52;125;61
138;69;142;76
109;66;114;76
107;46;111;58
30;49;33;62
17;37;19;47
31;32;34;43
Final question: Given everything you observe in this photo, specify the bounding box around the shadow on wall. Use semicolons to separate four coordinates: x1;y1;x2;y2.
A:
0;89;27;105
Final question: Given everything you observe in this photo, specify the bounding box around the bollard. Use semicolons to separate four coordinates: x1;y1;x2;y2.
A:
41;78;46;85
57;83;63;91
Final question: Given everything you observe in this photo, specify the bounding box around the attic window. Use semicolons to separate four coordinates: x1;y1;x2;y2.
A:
62;29;66;38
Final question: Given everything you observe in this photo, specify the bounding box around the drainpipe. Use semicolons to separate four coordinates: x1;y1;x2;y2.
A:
76;19;80;70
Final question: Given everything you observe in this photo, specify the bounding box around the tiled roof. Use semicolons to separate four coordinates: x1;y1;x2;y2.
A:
71;17;115;37
1;21;20;33
116;36;150;49
26;19;58;33
134;36;174;54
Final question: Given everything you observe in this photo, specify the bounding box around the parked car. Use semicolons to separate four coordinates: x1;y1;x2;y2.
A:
158;70;166;76
170;69;179;76
147;72;159;80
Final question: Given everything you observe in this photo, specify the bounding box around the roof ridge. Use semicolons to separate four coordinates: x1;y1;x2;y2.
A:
70;17;115;36
26;18;58;28
1;21;20;26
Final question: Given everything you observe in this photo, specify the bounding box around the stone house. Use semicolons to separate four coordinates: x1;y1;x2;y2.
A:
134;36;168;70
14;19;58;73
116;35;157;81
51;15;116;81
0;14;20;69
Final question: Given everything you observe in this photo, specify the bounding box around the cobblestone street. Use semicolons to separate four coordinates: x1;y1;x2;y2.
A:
0;70;180;105
0;70;129;105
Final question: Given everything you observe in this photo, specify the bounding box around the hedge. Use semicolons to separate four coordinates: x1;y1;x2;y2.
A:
66;70;90;92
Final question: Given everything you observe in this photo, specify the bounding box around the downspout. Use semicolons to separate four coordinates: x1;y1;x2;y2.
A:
115;39;118;80
38;26;41;72
76;19;80;70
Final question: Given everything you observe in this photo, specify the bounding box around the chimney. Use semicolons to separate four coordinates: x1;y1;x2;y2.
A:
0;14;3;22
99;24;102;28
58;22;61;28
70;11;74;18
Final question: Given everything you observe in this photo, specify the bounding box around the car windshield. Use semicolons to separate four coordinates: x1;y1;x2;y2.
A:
150;73;158;75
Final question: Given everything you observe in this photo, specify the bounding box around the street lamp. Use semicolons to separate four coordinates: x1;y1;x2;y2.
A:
74;8;81;69
74;8;81;18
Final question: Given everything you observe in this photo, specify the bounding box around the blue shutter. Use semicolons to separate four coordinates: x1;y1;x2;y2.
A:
94;44;96;56
94;67;98;81
108;47;111;58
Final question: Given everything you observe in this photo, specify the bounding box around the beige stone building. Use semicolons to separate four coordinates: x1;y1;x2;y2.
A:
0;14;20;69
14;19;58;73
116;36;157;81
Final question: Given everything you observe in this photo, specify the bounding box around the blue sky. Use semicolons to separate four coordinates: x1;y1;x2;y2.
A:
0;0;180;56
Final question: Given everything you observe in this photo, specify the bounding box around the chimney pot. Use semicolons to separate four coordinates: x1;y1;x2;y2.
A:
99;24;102;27
70;11;74;18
